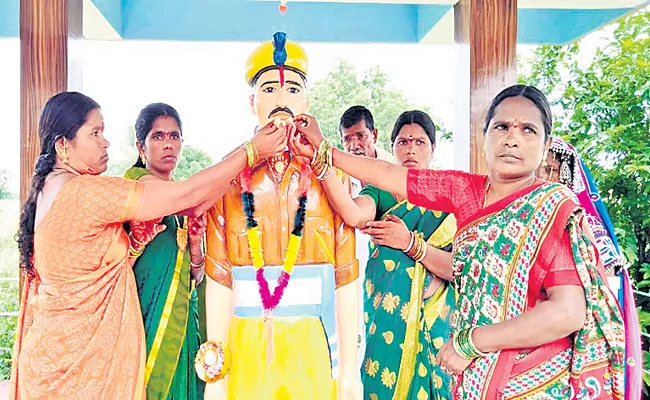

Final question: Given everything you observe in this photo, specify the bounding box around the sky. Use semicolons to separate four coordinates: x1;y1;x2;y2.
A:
0;25;611;194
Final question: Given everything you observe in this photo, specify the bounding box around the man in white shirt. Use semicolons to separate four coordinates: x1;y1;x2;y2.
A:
338;106;394;370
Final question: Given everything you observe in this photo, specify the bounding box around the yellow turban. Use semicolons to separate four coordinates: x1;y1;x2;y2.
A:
244;32;308;86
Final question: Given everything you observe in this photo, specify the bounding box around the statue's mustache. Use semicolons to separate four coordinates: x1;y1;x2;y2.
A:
268;107;294;119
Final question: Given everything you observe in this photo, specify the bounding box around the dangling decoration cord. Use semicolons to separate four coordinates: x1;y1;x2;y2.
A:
240;161;311;363
279;0;288;15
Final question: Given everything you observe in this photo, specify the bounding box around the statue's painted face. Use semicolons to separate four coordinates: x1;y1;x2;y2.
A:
250;68;308;128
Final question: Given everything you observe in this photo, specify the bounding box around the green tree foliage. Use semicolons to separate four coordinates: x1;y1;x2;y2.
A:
519;7;650;389
105;126;138;177
0;202;19;379
0;170;14;200
173;146;214;181
308;61;450;151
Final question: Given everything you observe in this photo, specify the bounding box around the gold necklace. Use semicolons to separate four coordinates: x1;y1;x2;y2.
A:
483;179;491;209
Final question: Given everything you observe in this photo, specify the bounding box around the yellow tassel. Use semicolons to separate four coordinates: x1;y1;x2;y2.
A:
264;310;274;365
284;235;302;274
247;227;264;269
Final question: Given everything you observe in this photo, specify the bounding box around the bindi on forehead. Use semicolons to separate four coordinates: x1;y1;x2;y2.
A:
397;132;427;141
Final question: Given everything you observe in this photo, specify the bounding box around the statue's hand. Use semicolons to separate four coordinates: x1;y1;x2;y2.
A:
337;373;362;400
204;379;227;400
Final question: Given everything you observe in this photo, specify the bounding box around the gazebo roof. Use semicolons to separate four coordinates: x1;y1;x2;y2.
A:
2;0;648;44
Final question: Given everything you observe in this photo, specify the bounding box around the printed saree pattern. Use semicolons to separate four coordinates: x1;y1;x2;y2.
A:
451;183;625;400
361;185;456;400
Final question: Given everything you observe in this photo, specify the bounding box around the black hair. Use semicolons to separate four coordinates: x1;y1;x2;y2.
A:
133;103;182;168
483;84;552;141
339;105;375;134
18;91;100;273
390;110;436;146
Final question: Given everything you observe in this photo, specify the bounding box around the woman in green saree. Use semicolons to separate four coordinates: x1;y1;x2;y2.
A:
125;103;206;400
291;110;456;399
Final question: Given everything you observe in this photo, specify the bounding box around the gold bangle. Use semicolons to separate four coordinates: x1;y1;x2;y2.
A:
320;167;336;181
129;232;146;247
407;235;426;261
319;140;333;168
311;140;333;180
129;245;144;259
244;141;258;168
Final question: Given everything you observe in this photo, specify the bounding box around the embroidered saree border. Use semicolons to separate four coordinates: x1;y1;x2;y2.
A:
393;260;426;399
143;239;191;390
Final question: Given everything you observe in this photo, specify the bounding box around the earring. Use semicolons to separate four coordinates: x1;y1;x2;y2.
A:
61;143;69;165
559;161;571;186
139;153;145;164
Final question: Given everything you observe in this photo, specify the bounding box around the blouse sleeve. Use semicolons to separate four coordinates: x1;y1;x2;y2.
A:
542;228;582;289
75;175;144;226
406;169;484;219
358;185;383;220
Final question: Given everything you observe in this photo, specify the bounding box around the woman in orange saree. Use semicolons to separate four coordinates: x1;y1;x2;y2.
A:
293;84;626;399
10;92;289;399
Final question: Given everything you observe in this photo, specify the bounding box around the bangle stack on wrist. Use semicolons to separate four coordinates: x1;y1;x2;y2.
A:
244;141;259;168
311;140;333;180
452;327;489;360
128;233;145;259
404;231;427;262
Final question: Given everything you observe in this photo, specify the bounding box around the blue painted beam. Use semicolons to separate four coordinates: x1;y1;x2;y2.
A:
91;0;123;33
120;0;448;43
0;0;18;38
0;0;646;45
417;4;451;42
518;7;642;44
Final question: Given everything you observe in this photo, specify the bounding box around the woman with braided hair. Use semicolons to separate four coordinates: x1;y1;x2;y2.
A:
10;91;288;399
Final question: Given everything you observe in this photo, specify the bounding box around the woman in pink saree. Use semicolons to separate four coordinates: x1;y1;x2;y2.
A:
291;84;626;399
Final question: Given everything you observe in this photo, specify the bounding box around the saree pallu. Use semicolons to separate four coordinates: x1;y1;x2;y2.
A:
451;183;625;400
360;188;457;400
10;175;146;399
126;167;204;400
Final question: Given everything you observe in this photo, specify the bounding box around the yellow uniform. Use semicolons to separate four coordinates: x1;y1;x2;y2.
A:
205;154;358;399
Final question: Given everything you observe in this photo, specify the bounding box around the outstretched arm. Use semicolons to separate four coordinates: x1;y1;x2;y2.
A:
287;129;376;228
133;121;288;222
294;114;409;198
321;174;376;229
